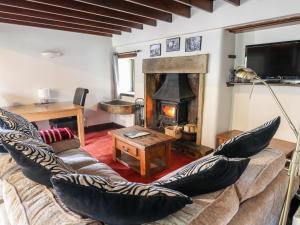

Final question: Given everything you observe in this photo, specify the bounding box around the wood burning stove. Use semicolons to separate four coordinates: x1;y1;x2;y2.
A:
153;73;195;126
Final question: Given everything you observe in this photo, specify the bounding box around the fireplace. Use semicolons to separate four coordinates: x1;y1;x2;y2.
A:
143;54;208;146
153;73;194;126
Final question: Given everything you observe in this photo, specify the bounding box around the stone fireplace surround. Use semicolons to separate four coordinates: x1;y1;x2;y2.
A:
142;54;208;147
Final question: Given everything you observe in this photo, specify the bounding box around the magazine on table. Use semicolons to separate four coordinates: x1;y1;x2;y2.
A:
123;130;150;139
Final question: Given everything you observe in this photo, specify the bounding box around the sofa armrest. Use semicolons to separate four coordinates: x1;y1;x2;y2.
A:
50;138;80;154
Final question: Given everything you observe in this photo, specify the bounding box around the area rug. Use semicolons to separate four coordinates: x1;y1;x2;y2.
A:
83;129;194;183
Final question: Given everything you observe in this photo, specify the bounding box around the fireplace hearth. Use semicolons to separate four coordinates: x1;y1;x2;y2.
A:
152;73;194;126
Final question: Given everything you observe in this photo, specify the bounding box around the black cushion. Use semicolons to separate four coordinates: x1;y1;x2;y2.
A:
214;117;281;158
153;155;250;197
51;174;192;225
0;130;74;187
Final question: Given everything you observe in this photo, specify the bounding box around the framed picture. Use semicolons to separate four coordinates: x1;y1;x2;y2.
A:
185;36;202;52
150;43;161;57
166;37;180;52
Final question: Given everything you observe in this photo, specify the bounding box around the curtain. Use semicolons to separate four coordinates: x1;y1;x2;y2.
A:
112;53;120;99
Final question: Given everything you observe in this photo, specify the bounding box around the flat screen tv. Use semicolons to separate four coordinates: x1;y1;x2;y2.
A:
245;40;300;80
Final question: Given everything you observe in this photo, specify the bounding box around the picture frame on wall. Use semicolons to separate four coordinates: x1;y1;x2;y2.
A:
150;43;161;57
185;36;202;52
166;37;180;52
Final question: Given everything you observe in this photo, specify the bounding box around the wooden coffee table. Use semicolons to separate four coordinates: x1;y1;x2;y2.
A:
109;126;175;177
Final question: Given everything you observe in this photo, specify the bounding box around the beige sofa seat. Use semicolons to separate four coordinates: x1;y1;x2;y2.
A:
0;140;289;225
234;148;286;202
229;170;288;225
148;185;240;225
58;148;126;182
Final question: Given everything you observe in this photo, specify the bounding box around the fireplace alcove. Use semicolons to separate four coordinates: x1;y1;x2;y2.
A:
142;55;212;157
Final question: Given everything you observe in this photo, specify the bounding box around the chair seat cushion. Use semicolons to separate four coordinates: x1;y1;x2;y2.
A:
51;174;192;225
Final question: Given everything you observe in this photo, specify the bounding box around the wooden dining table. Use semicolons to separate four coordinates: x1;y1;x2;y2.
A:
4;102;85;146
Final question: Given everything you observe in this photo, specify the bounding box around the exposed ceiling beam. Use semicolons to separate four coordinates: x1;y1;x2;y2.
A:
27;0;157;26
0;18;112;37
224;0;240;6
175;0;213;12
0;0;142;29
0;4;131;32
76;0;172;22
0;11;120;35
125;0;191;18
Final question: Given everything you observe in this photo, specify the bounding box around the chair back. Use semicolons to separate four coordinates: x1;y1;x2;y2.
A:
73;88;89;106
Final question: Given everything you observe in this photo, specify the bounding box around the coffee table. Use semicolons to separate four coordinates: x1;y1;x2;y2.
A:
109;126;175;177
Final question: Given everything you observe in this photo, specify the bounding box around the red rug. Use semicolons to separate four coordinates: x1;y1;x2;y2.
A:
82;129;194;183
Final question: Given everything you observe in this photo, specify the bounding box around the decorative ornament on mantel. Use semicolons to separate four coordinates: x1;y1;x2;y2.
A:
41;50;63;58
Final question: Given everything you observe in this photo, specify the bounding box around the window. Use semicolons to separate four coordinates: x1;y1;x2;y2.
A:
118;58;135;95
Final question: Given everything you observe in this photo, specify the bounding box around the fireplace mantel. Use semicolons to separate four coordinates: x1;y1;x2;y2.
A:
143;54;209;146
143;54;208;74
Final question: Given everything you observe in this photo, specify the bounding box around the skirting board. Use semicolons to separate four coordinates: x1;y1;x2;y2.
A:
85;123;124;133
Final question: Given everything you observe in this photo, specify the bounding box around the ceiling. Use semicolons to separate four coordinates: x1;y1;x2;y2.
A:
0;0;240;37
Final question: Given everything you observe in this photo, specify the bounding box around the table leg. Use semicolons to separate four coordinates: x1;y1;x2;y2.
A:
165;143;172;167
140;150;149;177
77;108;85;146
112;137;117;162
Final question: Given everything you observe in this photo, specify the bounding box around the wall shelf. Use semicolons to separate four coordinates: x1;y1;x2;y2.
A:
226;82;300;87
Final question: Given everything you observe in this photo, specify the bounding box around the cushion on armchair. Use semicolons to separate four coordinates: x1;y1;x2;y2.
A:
51;173;192;225
214;117;280;158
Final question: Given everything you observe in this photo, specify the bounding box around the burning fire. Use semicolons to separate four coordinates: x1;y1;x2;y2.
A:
162;105;176;118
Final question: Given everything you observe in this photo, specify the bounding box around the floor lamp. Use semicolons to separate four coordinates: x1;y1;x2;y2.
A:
235;67;299;225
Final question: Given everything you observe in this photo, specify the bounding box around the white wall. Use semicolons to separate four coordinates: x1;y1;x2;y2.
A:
231;24;300;142
0;23;113;127
113;0;300;145
113;29;235;148
113;0;300;47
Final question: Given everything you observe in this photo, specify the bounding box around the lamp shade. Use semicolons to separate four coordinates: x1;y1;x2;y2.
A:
37;88;51;104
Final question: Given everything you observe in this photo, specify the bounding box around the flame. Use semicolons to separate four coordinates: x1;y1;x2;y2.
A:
162;105;176;118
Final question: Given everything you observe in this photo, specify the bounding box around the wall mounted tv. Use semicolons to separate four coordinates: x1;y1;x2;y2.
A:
245;40;300;80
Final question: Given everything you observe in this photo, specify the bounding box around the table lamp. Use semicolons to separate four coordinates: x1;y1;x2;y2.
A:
37;88;51;104
235;67;300;225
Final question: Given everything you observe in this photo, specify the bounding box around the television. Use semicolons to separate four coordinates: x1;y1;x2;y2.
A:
245;40;300;80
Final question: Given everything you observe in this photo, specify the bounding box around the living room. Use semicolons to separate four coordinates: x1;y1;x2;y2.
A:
0;0;300;224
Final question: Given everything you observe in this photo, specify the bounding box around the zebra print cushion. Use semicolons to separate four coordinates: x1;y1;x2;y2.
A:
1;130;74;187
0;129;54;153
214;117;281;158
0;108;42;141
153;155;250;197
51;174;192;225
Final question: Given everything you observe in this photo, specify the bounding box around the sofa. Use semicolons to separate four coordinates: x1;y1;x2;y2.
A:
0;137;293;225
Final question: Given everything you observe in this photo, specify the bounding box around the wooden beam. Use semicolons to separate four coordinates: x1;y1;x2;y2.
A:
0;18;112;37
224;0;240;6
0;11;120;34
0;4;131;32
27;0;157;26
0;0;142;29
77;0;172;22
125;0;191;18
175;0;213;12
226;14;300;33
